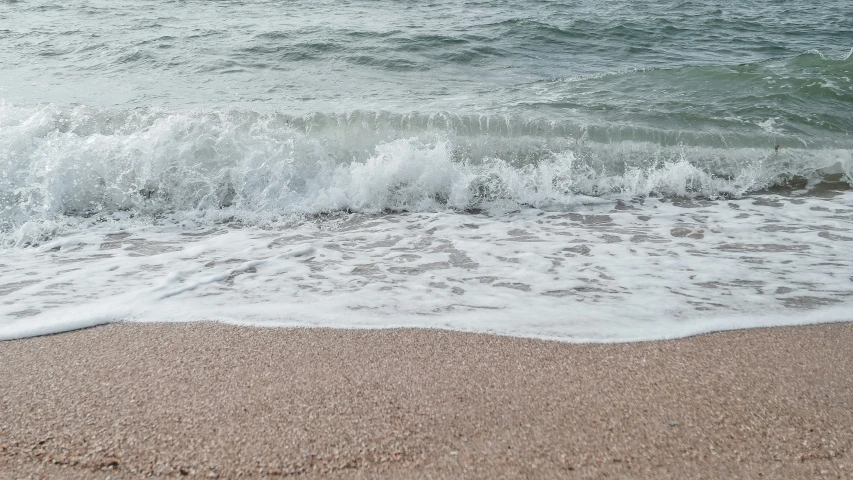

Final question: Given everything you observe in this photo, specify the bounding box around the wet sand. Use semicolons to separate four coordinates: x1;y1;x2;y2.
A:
1;322;852;479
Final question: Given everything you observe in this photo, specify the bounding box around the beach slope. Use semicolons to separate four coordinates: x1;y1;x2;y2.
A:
1;323;852;479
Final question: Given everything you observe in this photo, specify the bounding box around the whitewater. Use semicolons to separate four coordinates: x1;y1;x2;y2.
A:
1;0;852;341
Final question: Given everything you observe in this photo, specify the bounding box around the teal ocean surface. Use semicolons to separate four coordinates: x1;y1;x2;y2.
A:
0;1;851;341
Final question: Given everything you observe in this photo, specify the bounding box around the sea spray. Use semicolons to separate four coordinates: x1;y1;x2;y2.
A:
3;104;851;245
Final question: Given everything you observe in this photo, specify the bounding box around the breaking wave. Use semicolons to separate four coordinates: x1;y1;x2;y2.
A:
2;103;851;246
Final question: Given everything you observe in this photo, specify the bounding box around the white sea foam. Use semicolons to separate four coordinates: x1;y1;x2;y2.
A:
3;0;852;344
3;103;852;247
2;191;851;342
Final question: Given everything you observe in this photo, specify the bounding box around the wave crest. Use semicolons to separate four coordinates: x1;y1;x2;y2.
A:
2;103;851;245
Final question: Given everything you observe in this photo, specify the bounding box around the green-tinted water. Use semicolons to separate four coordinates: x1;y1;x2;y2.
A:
0;0;851;227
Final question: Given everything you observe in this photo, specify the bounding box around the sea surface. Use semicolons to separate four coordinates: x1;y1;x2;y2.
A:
1;0;852;341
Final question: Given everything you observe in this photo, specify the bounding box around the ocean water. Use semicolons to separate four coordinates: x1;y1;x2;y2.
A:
1;0;851;341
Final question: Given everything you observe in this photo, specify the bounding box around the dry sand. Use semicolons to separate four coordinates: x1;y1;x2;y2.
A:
1;322;852;479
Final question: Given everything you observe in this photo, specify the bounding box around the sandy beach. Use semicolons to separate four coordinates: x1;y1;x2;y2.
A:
1;322;852;479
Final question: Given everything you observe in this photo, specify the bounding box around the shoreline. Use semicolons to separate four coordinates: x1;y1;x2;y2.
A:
2;322;852;478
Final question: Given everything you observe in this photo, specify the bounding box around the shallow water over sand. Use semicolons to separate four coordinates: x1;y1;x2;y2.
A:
3;191;852;341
